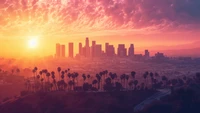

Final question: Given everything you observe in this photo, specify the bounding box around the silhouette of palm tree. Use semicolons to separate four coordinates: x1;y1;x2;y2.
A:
92;79;98;88
131;71;136;80
96;74;101;90
46;72;51;83
57;67;61;80
125;75;129;89
87;74;90;83
133;80;138;90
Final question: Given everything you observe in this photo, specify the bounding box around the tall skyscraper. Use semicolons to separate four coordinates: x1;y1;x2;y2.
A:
107;45;115;57
105;43;109;56
61;45;65;57
117;44;127;57
94;44;102;57
92;41;96;57
128;44;134;57
85;37;90;57
145;50;150;58
69;43;74;58
79;43;82;55
56;43;61;57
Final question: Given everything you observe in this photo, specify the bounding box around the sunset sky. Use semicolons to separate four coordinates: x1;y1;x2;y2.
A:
0;0;200;58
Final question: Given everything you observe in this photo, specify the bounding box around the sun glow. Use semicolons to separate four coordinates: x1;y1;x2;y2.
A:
28;36;39;49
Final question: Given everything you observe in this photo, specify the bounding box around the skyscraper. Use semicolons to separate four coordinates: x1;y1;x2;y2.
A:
56;43;61;58
85;37;90;57
69;43;74;58
105;43;109;56
107;45;115;57
145;50;150;58
92;41;96;57
61;45;65;57
94;44;102;57
128;44;134;57
117;44;127;57
79;43;82;55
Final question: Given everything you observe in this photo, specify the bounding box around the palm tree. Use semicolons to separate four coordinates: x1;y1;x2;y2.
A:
131;71;136;80
125;75;129;89
150;72;154;88
87;74;90;83
57;67;61;80
92;79;98;88
61;71;65;80
82;74;86;83
46;72;51;83
96;74;101;90
128;80;134;89
120;74;125;88
133;80;138;90
143;73;148;89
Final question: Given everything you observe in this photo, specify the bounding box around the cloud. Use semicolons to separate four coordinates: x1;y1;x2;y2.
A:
0;0;200;37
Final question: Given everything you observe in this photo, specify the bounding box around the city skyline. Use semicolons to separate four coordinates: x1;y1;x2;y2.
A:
55;37;166;59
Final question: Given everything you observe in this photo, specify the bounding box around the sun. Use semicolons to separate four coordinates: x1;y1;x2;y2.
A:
28;36;38;49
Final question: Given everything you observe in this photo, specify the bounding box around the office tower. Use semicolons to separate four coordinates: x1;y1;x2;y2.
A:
56;43;61;57
94;44;102;57
85;37;90;57
79;43;82;55
128;44;134;57
92;41;96;57
105;43;109;56
145;50;150;58
69;43;74;58
61;45;65;57
117;44;127;57
107;45;115;57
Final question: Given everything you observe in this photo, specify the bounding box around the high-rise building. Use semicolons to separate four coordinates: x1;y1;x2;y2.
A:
117;44;127;57
61;45;65;57
107;45;115;57
56;43;61;57
69;43;74;58
144;50;150;58
128;44;134;57
105;43;109;56
85;37;90;57
94;44;102;57
91;41;96;57
79;43;82;55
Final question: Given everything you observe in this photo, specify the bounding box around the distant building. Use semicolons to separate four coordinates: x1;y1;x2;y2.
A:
79;43;83;56
69;43;74;58
85;37;90;57
107;45;115;57
56;43;61;58
105;43;109;56
155;52;165;59
61;45;65;57
91;41;96;57
117;44;127;57
94;44;102;57
144;50;150;58
128;44;134;57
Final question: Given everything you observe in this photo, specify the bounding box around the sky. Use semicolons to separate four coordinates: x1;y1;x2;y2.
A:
0;0;200;58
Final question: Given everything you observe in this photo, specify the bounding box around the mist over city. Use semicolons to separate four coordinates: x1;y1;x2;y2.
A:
1;0;200;113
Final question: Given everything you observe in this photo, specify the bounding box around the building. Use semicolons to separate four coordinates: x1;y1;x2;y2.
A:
144;50;150;58
85;37;90;57
107;45;115;57
91;41;96;57
68;43;74;58
56;43;61;57
61;45;65;57
155;52;165;59
128;44;134;57
117;44;127;57
105;43;109;56
94;44;102;57
79;43;82;56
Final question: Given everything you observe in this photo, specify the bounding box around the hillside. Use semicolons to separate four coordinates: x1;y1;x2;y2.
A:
0;90;156;113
